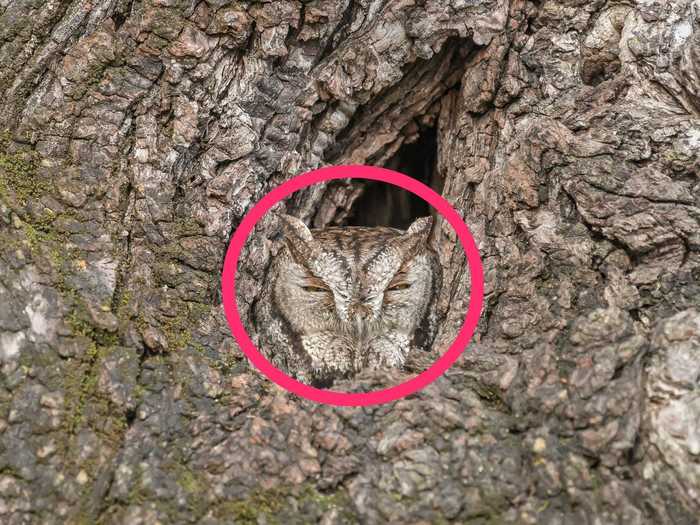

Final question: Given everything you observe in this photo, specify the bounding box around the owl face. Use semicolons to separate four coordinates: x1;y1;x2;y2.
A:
269;214;436;381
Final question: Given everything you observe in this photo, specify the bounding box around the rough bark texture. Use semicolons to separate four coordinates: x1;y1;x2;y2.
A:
1;0;699;523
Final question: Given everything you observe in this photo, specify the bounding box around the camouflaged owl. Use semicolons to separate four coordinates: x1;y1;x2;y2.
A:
253;214;441;387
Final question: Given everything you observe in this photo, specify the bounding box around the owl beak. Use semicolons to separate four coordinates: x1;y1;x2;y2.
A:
349;303;371;338
350;303;370;320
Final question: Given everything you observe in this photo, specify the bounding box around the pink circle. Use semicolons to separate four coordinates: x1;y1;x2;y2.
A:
221;165;484;406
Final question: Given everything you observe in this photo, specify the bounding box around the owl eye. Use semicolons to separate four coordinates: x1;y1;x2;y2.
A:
301;284;329;293
387;282;411;291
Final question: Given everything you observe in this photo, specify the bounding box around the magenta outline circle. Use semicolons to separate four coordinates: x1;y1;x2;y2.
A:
221;165;484;406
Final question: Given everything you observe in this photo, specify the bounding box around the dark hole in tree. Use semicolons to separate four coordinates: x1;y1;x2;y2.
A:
112;0;133;31
112;12;127;30
346;124;441;230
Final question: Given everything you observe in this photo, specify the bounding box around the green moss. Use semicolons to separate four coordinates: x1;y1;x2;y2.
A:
213;346;241;374
465;377;509;413
115;290;133;324
160;301;209;351
68;511;97;525
190;341;208;356
172;464;210;516
6;210;118;349
4;213;120;439
662;147;692;164
72;61;111;100
162;312;192;350
61;296;126;437
214;485;357;524
124;463;148;506
177;468;202;494
67;307;119;348
62;348;94;435
299;485;356;518
216;491;283;524
173;215;204;237
61;300;122;438
14;212;122;352
0;130;48;205
148;7;186;40
61;337;115;435
7;204;79;284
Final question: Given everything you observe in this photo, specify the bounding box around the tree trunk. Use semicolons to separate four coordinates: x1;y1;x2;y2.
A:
1;0;699;523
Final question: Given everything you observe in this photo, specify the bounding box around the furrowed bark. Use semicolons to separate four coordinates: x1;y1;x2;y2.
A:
1;0;699;523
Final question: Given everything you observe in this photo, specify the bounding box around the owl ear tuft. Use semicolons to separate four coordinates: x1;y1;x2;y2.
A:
278;214;316;263
279;214;313;242
391;216;433;261
406;216;433;236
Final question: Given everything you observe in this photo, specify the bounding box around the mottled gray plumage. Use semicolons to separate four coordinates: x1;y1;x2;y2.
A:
253;214;441;387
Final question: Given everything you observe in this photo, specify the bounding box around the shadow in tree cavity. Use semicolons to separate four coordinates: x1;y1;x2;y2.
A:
347;125;441;230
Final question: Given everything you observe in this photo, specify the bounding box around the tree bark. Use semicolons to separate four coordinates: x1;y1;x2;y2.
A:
1;0;699;523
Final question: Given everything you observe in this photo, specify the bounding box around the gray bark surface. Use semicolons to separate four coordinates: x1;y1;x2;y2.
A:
0;0;699;523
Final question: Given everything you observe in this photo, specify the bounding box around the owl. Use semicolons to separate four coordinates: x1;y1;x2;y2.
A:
253;214;441;387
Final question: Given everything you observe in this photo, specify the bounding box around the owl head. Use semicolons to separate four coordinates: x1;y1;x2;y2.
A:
270;214;437;378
